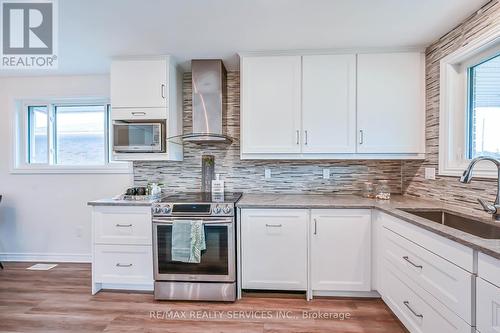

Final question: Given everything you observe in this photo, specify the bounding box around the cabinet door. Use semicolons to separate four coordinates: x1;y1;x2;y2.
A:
240;56;302;154
241;209;308;290
357;52;424;154
477;277;500;333
311;209;371;291
111;58;167;108
302;54;356;153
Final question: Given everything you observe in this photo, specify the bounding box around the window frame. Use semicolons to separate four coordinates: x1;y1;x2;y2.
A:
439;26;500;178
11;98;131;174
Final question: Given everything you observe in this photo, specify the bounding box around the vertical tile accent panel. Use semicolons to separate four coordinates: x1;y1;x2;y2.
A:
403;0;500;212
134;72;403;194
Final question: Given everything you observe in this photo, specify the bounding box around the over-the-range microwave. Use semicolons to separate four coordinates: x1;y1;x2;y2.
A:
113;120;165;153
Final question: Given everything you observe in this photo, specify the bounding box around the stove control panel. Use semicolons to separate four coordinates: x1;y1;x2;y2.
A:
152;203;234;217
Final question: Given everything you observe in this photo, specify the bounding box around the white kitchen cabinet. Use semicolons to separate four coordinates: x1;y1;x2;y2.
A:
302;55;356;153
240;56;302;154
91;205;153;294
240;51;425;159
357;52;425;154
310;209;371;292
240;209;308;290
477;277;500;333
111;58;168;109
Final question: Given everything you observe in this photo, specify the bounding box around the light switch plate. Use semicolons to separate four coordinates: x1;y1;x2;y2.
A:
264;168;271;179
323;169;330;179
424;167;436;180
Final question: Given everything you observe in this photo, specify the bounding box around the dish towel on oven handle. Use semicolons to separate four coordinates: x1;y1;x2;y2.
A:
171;220;206;263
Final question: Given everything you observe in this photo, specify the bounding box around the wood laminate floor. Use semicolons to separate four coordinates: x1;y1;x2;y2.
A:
0;262;406;333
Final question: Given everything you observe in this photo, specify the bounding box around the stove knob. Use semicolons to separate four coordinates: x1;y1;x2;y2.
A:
153;206;162;214
162;205;171;214
223;205;232;214
213;205;222;214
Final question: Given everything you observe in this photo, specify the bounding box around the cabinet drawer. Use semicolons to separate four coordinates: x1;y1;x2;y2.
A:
382;261;471;333
241;209;308;290
93;207;152;245
381;212;473;272
383;227;472;323
111;107;167;120
94;244;153;285
478;253;500;288
477;277;500;333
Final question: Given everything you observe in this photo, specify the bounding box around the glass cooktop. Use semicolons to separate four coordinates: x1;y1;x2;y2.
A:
159;192;242;204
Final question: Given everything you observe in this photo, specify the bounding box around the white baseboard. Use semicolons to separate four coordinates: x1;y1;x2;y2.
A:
313;290;381;298
0;252;91;263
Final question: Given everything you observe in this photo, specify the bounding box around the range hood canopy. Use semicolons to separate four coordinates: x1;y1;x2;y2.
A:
180;59;233;143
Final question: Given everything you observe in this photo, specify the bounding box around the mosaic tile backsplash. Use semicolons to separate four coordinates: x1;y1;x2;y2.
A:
134;72;403;194
403;0;500;212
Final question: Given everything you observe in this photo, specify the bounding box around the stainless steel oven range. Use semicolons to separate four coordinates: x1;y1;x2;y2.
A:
152;192;242;301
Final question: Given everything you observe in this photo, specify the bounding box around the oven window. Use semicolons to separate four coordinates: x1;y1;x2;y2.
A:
157;225;229;275
114;124;156;146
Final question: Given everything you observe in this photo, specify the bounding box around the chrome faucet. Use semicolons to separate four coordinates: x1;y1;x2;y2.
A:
459;156;500;221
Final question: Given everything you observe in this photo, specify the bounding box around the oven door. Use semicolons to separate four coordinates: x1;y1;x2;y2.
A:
153;217;235;282
113;121;165;153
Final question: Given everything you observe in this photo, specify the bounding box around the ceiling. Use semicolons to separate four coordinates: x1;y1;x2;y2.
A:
0;0;490;76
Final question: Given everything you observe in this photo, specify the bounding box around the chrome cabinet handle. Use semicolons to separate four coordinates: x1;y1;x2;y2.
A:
161;84;166;99
304;130;308;145
403;256;423;269
403;301;423;318
116;263;133;267
265;224;282;228
116;224;133;227
313;218;317;235
359;130;364;145
296;130;300;145
131;112;146;116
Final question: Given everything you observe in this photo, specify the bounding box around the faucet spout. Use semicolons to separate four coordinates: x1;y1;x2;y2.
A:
460;156;500;221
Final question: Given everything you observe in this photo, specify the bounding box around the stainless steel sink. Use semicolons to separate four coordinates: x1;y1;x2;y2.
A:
399;209;500;239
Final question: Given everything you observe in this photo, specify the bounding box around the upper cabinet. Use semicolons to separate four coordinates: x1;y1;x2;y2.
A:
357;53;425;154
302;54;356;154
111;58;168;109
240;51;425;160
240;56;302;154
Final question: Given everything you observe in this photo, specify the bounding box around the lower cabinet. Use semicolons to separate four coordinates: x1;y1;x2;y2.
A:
241;209;308;290
477;278;500;333
91;205;153;294
310;209;371;292
382;261;471;333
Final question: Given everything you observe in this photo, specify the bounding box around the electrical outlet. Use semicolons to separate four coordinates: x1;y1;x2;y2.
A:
424;167;436;180
264;168;271;179
323;169;330;179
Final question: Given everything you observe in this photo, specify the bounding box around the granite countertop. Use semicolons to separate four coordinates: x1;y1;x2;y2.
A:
237;193;500;260
87;196;161;207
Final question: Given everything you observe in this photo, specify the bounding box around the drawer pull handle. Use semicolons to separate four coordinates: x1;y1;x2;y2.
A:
131;112;146;116
116;224;133;227
404;301;423;318
116;263;133;267
403;256;423;269
265;224;282;228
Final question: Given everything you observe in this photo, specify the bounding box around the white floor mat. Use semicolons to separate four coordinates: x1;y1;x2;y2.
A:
26;263;58;270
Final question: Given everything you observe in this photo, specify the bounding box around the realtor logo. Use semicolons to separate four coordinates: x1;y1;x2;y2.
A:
1;0;58;69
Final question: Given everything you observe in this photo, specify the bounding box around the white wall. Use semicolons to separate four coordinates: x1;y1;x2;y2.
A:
0;75;133;262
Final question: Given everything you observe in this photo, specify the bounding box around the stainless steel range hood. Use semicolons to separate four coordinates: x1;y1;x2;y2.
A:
182;59;232;143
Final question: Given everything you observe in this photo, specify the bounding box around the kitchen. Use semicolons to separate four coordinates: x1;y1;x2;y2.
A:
0;0;500;332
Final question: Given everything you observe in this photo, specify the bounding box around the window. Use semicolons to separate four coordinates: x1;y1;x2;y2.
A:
13;99;131;174
467;54;500;159
439;28;500;178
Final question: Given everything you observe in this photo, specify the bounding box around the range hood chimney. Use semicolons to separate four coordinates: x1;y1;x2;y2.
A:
182;59;232;143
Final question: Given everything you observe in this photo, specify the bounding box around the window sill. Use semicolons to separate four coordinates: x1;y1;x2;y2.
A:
10;163;133;175
439;165;498;179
